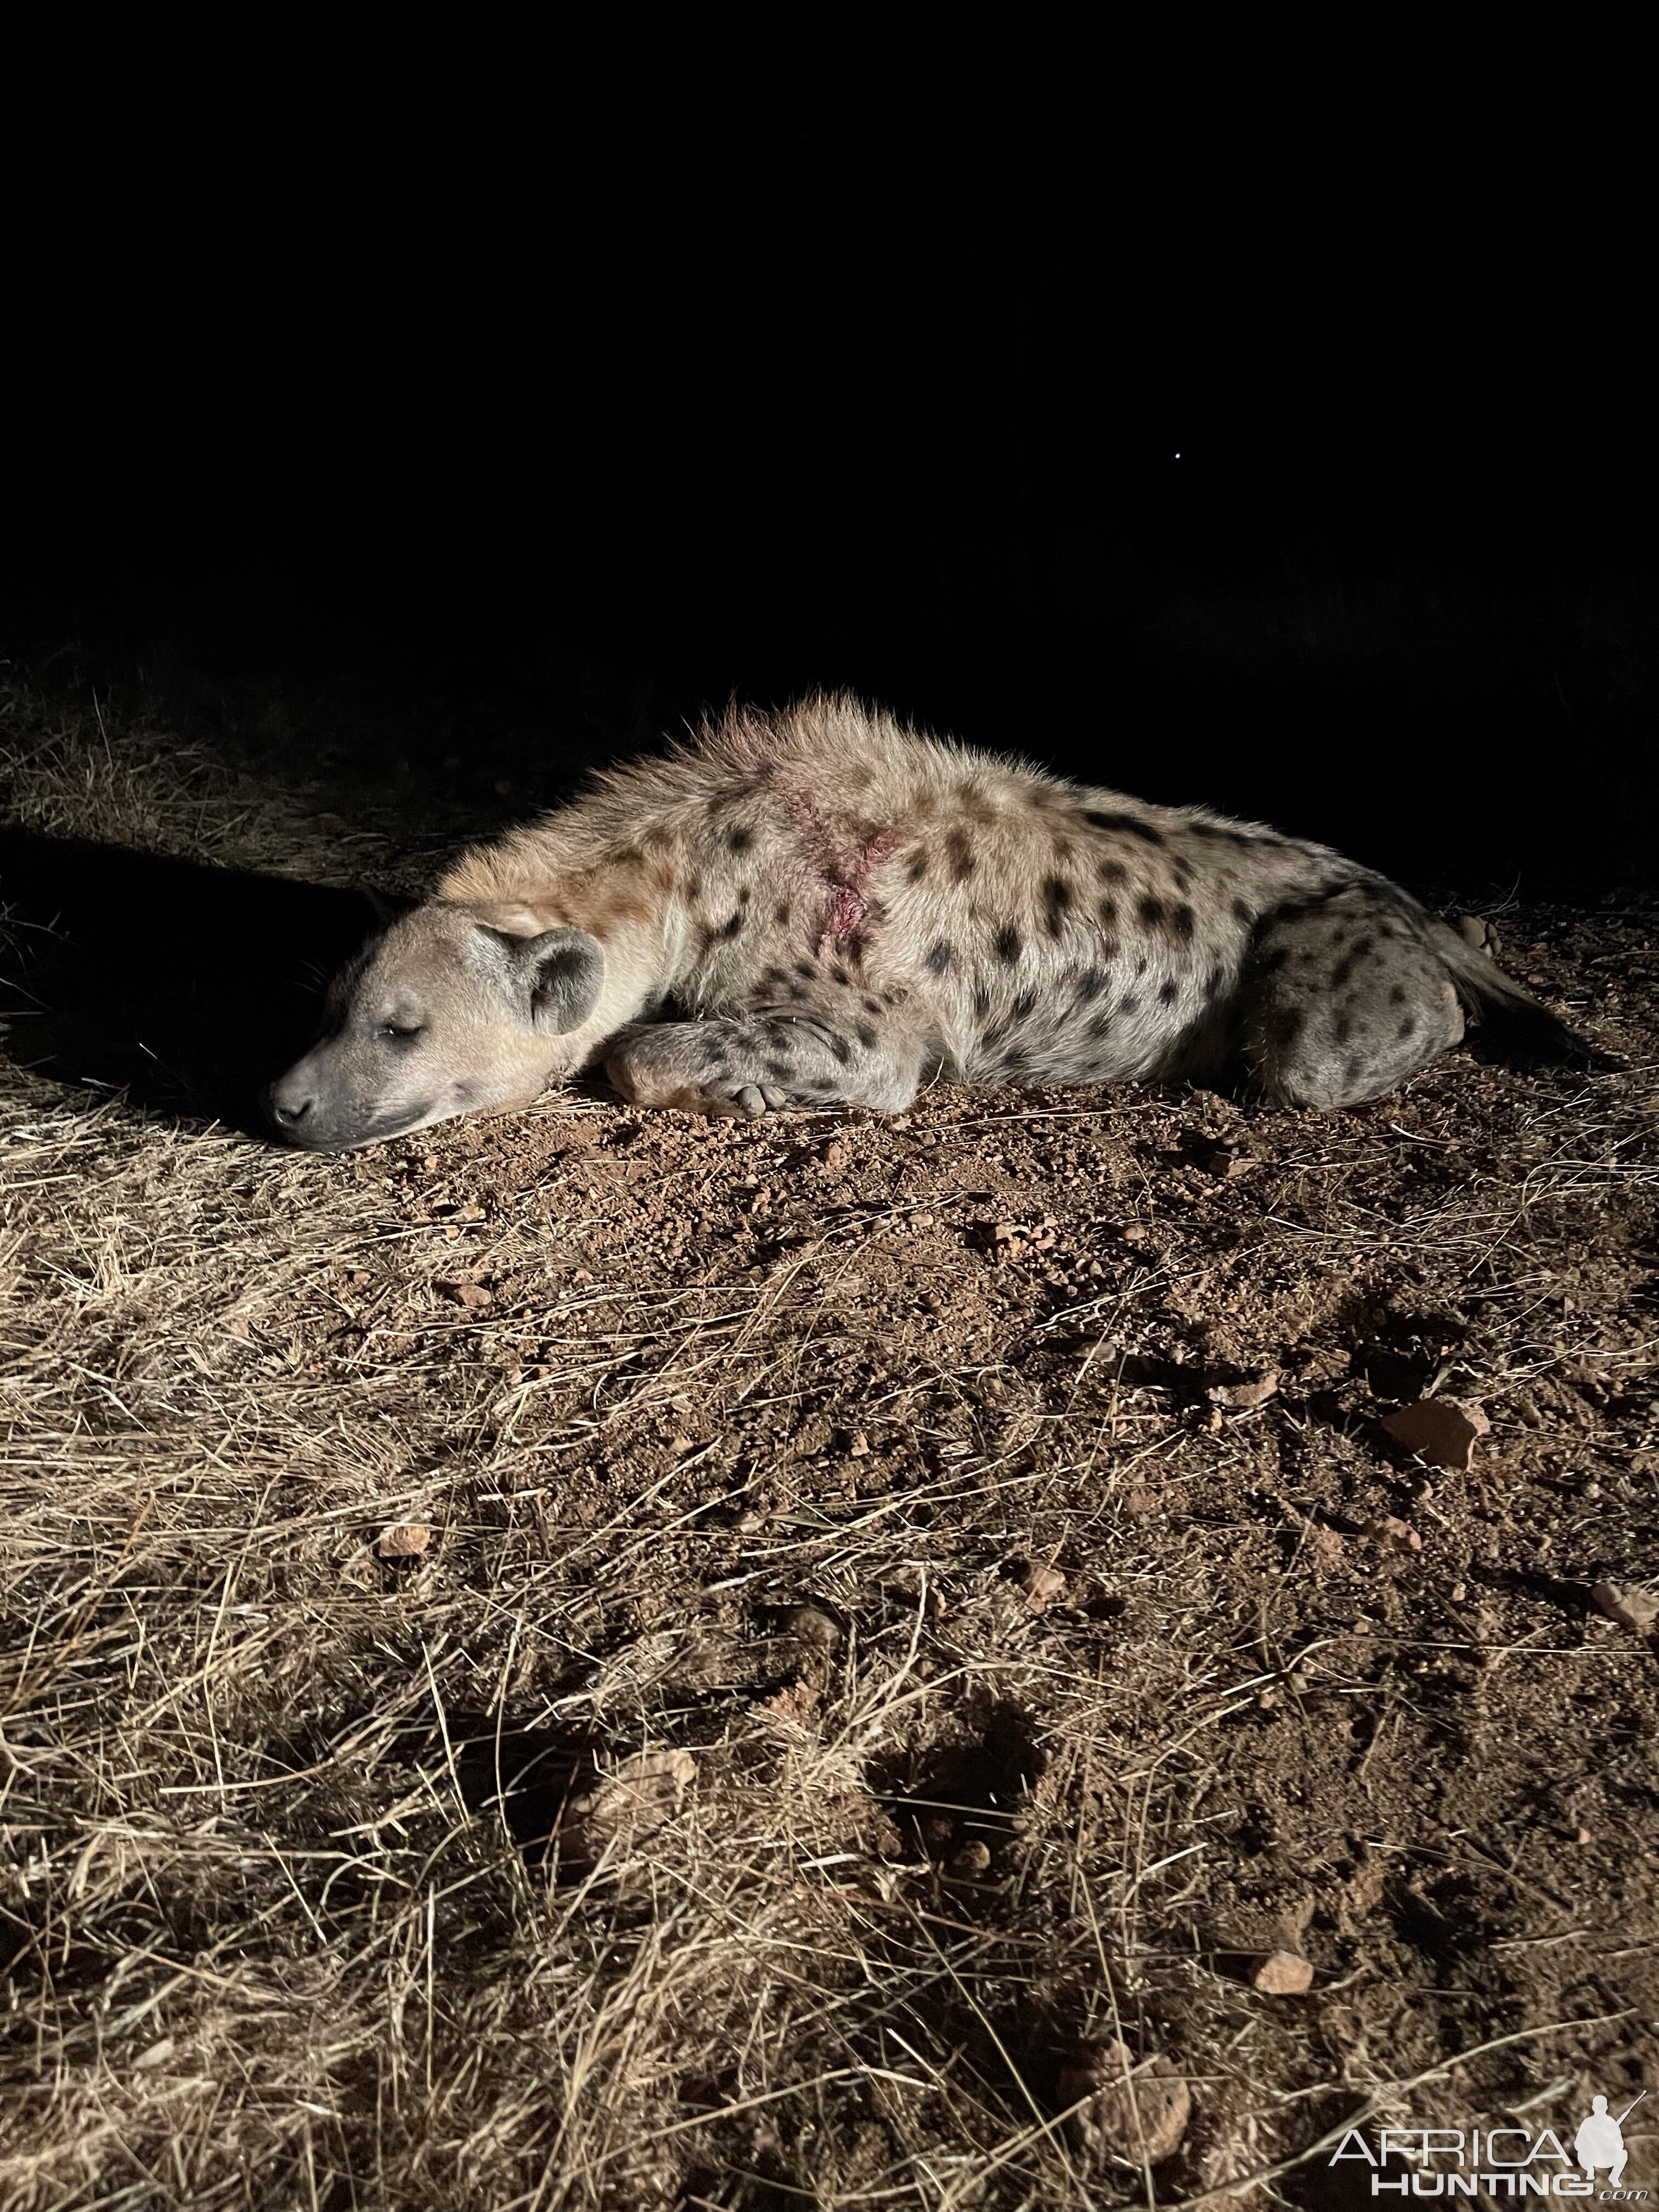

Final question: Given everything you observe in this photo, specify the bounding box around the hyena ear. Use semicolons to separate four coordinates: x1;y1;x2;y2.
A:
517;927;605;1035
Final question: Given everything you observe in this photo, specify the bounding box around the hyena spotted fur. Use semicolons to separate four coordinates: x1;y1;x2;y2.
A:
269;697;1596;1150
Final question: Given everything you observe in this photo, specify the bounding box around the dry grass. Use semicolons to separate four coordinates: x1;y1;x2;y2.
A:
3;678;1658;2209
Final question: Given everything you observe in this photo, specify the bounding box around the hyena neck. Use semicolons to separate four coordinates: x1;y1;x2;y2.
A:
438;828;686;1045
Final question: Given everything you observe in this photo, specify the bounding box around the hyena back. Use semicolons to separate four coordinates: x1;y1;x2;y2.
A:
268;697;1593;1149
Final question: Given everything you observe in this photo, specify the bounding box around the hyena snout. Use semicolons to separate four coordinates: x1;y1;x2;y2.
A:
267;1070;315;1135
266;1052;383;1151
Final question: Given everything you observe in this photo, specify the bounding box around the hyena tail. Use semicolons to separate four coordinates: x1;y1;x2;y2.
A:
1429;923;1616;1070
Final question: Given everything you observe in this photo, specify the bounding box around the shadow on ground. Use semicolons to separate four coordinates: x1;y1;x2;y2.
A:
0;828;377;1135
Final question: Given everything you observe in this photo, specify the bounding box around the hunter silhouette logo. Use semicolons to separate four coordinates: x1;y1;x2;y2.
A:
1577;2099;1641;2191
1330;2092;1647;2197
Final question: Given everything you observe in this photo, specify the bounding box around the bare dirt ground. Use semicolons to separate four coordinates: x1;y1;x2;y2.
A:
2;680;1657;2210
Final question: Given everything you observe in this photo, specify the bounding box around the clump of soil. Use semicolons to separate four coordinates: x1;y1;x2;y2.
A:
2;679;1657;2208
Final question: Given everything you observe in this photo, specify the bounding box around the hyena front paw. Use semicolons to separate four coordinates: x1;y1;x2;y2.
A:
695;1081;796;1121
605;1046;798;1120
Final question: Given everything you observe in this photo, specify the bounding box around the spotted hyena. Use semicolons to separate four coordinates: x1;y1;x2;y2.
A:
269;697;1595;1149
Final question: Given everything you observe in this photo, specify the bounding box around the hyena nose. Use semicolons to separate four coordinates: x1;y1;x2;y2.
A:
267;1079;315;1134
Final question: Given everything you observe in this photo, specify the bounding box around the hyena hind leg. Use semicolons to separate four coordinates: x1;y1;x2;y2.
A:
606;1012;926;1119
1240;890;1464;1109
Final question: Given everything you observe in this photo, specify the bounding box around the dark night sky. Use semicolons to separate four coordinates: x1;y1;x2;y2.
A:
7;110;1654;884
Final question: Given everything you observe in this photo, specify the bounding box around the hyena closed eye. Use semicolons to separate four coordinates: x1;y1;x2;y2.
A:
269;697;1599;1150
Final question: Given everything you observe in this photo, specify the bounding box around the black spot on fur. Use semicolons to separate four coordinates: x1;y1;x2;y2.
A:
1138;895;1169;930
794;961;816;980
775;901;792;927
1076;968;1107;1002
1344;1054;1365;1088
863;996;882;1015
1098;857;1128;887
712;911;744;943
855;1021;878;1049
1042;876;1073;935
1257;946;1289;975
685;876;703;904
831;964;851;986
1012;989;1037;1018
727;826;753;853
1232;897;1254;924
1088;1013;1112;1038
924;941;953;975
993;923;1022;964
1085;809;1164;844
1397;1018;1417;1042
1389;984;1407;1005
1171;902;1195;940
761;966;787;986
1099;896;1119;927
1331;950;1360;990
906;848;929;885
973;985;992;1019
699;1036;730;1070
1171;861;1194;890
765;1056;794;1081
1120;995;1140;1017
946;829;975;882
829;1035;852;1065
1158;979;1179;1006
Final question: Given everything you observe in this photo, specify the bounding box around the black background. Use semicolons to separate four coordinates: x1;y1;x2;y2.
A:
6;97;1654;890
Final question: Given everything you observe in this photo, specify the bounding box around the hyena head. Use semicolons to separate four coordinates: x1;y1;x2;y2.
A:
268;903;605;1150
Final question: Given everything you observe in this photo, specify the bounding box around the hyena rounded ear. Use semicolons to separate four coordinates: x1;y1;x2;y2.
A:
519;927;605;1035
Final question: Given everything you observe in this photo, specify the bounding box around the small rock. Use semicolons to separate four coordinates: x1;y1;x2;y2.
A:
223;1312;251;1339
437;1279;492;1309
377;1522;431;1559
847;1431;871;1458
950;1839;992;1876
1366;1514;1424;1552
1576;1826;1594;1845
1383;1397;1489;1471
1206;1144;1254;1177
1059;2038;1192;2168
563;1748;697;1858
1207;1370;1279;1412
133;2036;175;2071
821;1140;849;1173
339;1548;379;1589
1119;1223;1150;1245
1251;1950;1314;1995
1017;1561;1070;1612
1592;1579;1659;1634
776;1602;843;1654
